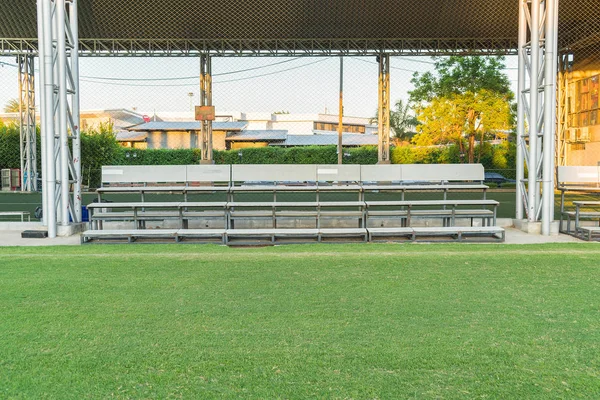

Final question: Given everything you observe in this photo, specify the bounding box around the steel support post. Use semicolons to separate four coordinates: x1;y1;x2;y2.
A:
70;0;82;222
517;0;559;234
36;0;47;224
18;54;37;192
377;53;391;164
200;54;214;164
37;0;81;237
515;0;527;220
541;0;558;235
39;0;57;237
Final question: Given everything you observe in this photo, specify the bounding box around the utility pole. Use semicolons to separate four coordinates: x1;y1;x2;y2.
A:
338;56;344;165
188;92;194;111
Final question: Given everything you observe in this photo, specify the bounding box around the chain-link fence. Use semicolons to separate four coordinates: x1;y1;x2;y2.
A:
0;0;599;223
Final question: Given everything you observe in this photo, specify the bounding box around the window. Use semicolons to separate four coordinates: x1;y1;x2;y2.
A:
313;122;366;133
569;74;600;128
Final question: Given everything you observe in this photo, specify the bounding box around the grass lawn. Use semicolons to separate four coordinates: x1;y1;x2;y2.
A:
1;243;600;398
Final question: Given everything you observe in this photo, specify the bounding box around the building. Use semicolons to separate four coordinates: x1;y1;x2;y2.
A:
123;111;379;150
564;56;600;166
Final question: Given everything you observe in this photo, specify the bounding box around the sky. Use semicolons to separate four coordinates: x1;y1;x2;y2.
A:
0;55;519;119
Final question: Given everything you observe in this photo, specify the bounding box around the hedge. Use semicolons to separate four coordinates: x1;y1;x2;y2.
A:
0;124;517;188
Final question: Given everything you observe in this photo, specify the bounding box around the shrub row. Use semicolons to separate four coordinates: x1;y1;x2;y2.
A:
0;124;517;188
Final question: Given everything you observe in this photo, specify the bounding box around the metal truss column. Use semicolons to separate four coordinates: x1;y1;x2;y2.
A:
18;54;37;192
556;53;571;168
516;0;559;235
200;54;214;164
377;53;391;164
37;0;81;237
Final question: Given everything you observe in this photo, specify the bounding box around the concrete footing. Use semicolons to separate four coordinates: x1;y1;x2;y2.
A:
513;219;560;235
57;223;85;237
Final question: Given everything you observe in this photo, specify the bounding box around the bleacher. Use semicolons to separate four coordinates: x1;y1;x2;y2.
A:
557;166;600;241
82;163;504;244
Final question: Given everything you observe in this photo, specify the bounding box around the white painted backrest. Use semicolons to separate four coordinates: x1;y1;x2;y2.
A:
231;164;317;183
102;165;187;185
401;164;484;182
316;164;361;182
360;165;403;183
557;166;600;185
186;165;231;184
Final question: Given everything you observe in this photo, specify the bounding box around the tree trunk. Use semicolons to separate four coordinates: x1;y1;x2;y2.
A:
468;134;475;164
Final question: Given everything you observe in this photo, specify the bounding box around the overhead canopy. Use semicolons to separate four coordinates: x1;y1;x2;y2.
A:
0;0;596;56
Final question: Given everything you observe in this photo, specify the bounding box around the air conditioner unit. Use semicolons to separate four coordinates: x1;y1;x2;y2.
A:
1;169;20;191
1;169;11;191
567;127;592;143
578;126;591;142
567;128;580;143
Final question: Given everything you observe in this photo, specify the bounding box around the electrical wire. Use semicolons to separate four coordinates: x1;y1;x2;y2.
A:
82;57;303;81
79;58;329;87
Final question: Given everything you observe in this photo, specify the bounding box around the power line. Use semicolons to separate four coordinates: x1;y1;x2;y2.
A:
350;57;419;73
82;57;303;81
79;58;329;87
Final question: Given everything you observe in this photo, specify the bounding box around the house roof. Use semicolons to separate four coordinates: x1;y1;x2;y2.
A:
115;130;148;142
127;121;247;132
225;130;288;142
271;134;379;147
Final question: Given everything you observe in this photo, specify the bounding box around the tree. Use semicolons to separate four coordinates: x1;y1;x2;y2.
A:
409;56;515;163
371;99;419;145
4;99;20;113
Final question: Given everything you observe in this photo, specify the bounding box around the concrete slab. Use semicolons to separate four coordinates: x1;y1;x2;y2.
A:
502;227;583;244
0;227;589;247
0;230;81;247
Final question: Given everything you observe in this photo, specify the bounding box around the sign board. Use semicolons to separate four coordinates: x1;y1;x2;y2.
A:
195;106;216;121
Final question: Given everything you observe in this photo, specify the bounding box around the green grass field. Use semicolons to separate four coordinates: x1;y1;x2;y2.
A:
1;243;600;398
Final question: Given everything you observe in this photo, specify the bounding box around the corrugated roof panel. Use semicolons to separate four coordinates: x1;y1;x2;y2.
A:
128;121;247;131
225;130;288;142
271;134;378;147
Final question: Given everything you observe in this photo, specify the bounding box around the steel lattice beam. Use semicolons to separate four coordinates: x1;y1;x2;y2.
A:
18;53;37;192
199;54;214;164
377;53;391;164
0;38;520;57
555;53;572;168
516;0;559;235
37;0;81;237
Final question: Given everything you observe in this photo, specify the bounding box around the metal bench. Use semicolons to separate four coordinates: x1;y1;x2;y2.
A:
0;211;31;222
227;201;366;229
98;165;231;202
81;228;226;243
557;166;600;235
367;226;505;242
223;228;368;245
360;164;488;200
81;229;180;243
579;227;600;241
88;202;228;230
365;200;498;227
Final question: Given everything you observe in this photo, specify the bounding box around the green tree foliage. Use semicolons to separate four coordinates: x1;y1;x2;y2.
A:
410;56;515;163
3;99;20;113
372;99;419;144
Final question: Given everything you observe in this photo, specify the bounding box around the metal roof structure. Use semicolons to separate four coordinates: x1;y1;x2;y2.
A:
128;121;247;132
271;134;379;147
0;0;596;56
225;130;288;142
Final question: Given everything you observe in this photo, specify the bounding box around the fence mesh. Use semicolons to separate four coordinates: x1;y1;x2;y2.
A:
0;0;599;223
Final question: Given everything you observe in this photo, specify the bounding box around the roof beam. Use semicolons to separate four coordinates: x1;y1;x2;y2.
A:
0;38;519;57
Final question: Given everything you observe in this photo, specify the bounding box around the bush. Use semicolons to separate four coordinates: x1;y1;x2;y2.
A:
1;121;518;188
